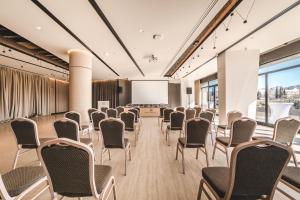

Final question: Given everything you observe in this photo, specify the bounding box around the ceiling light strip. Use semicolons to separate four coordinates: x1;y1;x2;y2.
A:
183;0;300;78
88;0;145;77
31;0;119;76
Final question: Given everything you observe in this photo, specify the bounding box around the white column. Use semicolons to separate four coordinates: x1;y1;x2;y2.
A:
217;49;260;125
68;49;92;124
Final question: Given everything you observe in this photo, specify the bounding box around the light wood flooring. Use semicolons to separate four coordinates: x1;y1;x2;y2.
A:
0;115;299;200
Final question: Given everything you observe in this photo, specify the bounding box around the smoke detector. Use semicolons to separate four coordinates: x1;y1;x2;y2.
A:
148;54;158;63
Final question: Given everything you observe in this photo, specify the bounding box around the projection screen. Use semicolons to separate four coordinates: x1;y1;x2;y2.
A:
132;81;168;104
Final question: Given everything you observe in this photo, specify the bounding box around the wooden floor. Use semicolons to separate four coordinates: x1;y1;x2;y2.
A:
0;115;299;200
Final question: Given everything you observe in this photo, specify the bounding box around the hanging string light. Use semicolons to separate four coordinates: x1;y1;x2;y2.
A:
213;31;217;49
222;12;234;31
236;0;256;24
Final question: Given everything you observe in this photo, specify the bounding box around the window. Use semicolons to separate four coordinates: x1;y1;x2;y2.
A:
200;79;218;112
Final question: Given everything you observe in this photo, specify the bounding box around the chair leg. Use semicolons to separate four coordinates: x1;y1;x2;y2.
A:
225;148;229;166
129;148;132;161
182;148;185;174
160;121;163;131
167;130;171;146
124;150;127;176
197;179;204;200
291;150;298;167
112;177;117;200
196;148;199;159
108;149;111;160
134;131;137;147
175;143;179;160
205;146;209;167
13;149;20;169
210;131;214;145
212;142;217;160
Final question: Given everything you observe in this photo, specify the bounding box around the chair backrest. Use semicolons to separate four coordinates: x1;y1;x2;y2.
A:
159;107;166;118
116;106;125;117
91;111;107;131
100;119;125;148
273;117;300;145
185;118;210;145
227;111;242;127
163;108;173;121
106;108;117;118
230;117;256;146
199;111;214;123
120;112;135;131
38;138;99;198
185;109;196;120
10;118;40;148
87;108;98;122
53;119;79;141
194;106;202;117
224;140;291;200
65;111;81;126
100;107;108;113
170;111;185;129
128;108;139;122
176;106;185;112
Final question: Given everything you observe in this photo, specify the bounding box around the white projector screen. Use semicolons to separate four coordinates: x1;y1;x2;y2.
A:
132;81;168;104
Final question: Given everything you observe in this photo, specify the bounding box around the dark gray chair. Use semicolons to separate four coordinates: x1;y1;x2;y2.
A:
100;119;131;176
185;108;196;121
278;166;300;199
65;111;91;138
121;112;138;146
194;106;202;118
212;117;257;166
166;111;185;146
10;118;52;169
175;106;185;112
128;108;141;133
116;106;125;118
199;111;215;145
160;108;173;131
217;110;242;137
88;108;98;122
38;138;117;200
107;108;117;118
100;107;108;113
0;166;49;200
91;111;107;141
53;119;93;148
197;140;292;200
253;117;300;167
158;107;166;125
176;118;210;174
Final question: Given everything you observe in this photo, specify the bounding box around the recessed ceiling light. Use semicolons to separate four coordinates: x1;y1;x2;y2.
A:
36;26;42;30
139;29;144;33
153;34;163;40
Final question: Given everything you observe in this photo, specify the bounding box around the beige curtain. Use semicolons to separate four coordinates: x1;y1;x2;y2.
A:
0;67;50;121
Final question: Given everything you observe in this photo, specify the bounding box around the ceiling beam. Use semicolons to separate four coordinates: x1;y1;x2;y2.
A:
88;0;145;77
31;0;120;76
164;0;243;77
0;36;68;70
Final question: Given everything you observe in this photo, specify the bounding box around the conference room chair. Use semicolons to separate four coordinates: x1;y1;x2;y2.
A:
176;118;210;174
88;108;98;123
128;108;141;133
197;140;292;200
199;111;215;145
100;118;131;176
206;108;217;131
212;117;256;166
0;166;49;200
65;111;91;138
116;106;125;117
253;117;300;167
37;138;117;200
91;111;107;141
175;106;185;112
158;107;166;125
107;108;118;118
166;111;185;146
53;118;93;148
100;106;109;113
277;166;300;199
160;108;173;131
185;108;196;121
10;118;52;169
120;112;138;146
194;106;202;118
217;110;242;137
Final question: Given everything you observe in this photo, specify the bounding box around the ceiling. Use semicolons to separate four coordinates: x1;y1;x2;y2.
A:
0;0;299;81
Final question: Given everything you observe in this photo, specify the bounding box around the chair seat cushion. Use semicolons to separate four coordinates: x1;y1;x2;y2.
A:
216;137;230;146
125;127;134;132
162;119;170;123
2;166;45;197
178;138;204;148
80;138;93;146
106;138;130;148
218;125;227;129
202;167;229;198
282;166;300;189
252;136;272;141
94;165;113;194
167;125;182;131
81;125;90;130
22;138;54;149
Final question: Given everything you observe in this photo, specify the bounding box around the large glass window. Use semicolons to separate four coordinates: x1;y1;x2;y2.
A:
256;57;300;124
201;79;218;112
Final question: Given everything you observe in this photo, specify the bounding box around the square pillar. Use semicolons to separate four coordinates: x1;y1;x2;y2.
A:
217;49;260;124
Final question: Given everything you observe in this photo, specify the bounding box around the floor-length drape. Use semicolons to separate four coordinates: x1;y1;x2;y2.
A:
92;80;118;108
0;67;50;121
